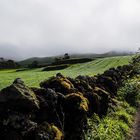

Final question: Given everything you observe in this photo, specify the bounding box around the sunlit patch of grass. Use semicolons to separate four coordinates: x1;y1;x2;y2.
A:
0;56;131;90
85;102;135;140
85;78;140;140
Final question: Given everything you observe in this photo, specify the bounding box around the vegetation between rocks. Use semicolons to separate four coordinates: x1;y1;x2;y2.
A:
0;55;139;140
85;78;140;140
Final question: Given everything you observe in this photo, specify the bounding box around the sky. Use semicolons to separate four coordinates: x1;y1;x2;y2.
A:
0;0;140;60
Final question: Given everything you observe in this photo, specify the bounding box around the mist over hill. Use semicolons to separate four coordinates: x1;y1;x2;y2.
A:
18;51;134;67
0;0;140;61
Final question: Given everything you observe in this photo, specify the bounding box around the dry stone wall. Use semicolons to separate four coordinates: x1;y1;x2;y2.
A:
0;60;137;140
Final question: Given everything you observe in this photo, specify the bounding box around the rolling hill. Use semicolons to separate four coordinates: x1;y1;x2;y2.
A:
0;55;132;90
18;51;133;67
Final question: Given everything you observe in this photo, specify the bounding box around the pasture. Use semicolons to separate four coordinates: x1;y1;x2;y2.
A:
0;55;132;90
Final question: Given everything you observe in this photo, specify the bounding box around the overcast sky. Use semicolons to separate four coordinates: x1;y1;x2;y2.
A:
0;0;140;60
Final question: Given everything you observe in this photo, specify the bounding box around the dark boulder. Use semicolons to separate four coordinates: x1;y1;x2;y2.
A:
34;122;63;140
40;73;74;95
0;110;37;137
32;87;65;130
64;93;88;140
24;122;63;140
83;91;100;116
0;129;23;140
93;87;110;116
13;78;24;85
0;83;39;113
96;75;118;97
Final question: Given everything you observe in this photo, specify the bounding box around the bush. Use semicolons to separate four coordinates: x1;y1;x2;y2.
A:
84;78;139;140
42;64;70;71
118;82;140;106
84;102;134;140
52;58;93;65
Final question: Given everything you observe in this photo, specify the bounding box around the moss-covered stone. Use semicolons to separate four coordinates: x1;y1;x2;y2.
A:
40;74;74;95
65;93;89;112
32;87;65;130
0;83;39;112
64;93;88;140
83;91;101;116
94;86;110;116
35;122;63;140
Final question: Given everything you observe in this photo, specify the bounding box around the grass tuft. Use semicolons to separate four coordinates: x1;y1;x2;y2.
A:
84;78;140;140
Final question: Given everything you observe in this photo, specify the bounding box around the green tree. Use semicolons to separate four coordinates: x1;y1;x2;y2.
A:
64;53;70;60
28;60;38;68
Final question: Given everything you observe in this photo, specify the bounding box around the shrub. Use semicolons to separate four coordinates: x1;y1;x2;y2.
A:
84;102;134;140
42;64;70;71
52;58;93;65
118;82;140;106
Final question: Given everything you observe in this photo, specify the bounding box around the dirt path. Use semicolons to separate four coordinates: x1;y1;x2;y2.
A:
131;107;140;140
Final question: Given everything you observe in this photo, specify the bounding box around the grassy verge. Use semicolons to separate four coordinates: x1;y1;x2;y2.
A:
84;77;140;140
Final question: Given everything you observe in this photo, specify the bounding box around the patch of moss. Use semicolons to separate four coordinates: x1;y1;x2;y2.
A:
51;124;63;140
65;93;89;112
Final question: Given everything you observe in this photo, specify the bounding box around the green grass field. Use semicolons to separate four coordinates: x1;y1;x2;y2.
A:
0;56;132;90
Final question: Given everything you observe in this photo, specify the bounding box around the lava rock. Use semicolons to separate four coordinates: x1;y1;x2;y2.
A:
40;73;74;95
0;82;39;113
32;87;65;130
34;122;63;140
64;93;88;140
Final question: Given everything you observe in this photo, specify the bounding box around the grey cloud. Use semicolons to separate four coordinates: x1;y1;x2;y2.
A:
0;44;21;60
0;0;140;59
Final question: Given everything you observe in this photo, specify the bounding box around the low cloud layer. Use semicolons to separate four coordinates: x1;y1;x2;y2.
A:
0;0;140;60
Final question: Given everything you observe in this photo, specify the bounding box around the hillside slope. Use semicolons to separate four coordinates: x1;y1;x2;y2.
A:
62;55;132;76
18;57;55;67
18;51;132;67
0;55;132;90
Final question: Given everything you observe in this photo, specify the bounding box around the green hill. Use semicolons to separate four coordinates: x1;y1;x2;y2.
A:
0;55;132;90
18;57;55;67
18;51;132;67
62;55;132;76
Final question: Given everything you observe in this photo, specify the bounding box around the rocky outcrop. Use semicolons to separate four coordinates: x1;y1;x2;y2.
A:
0;82;63;140
0;83;39;112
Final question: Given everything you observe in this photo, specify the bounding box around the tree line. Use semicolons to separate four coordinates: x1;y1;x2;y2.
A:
0;58;19;69
28;53;70;68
